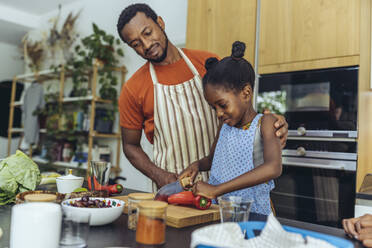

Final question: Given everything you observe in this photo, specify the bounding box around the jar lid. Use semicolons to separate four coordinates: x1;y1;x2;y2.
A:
24;193;57;202
57;169;83;180
128;193;155;200
138;200;168;210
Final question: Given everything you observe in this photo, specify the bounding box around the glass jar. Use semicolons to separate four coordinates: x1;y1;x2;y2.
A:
127;193;154;230
136;200;168;245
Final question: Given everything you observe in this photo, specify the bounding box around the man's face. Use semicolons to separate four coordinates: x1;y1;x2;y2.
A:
121;12;168;63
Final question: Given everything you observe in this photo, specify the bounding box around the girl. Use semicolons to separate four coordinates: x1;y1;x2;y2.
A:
179;41;282;215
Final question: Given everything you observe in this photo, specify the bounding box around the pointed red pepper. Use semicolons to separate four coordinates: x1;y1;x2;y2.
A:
194;195;212;210
87;177;123;195
167;191;211;210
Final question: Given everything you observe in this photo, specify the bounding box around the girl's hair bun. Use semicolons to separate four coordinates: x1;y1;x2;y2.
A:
205;57;219;70
231;41;246;59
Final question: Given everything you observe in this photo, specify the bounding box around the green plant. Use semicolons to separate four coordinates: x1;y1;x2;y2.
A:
68;24;123;95
66;23;124;121
257;91;287;115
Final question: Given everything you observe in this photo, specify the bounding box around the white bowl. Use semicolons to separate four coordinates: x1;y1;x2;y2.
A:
61;197;125;226
56;174;84;194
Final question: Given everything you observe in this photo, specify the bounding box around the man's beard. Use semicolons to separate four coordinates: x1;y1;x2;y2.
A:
147;29;169;63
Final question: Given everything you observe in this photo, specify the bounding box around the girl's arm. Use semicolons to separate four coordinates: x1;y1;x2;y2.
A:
194;114;282;198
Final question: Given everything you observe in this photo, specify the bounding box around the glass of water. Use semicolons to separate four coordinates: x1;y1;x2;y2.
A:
59;210;90;247
217;195;253;223
88;161;111;190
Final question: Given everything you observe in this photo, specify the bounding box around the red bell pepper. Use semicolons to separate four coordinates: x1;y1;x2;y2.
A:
87;177;123;195
101;184;123;194
167;191;211;210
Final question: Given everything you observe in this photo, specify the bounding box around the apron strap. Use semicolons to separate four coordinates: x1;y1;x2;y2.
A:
149;48;200;85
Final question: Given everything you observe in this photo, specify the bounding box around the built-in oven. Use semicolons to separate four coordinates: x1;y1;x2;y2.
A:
257;66;358;228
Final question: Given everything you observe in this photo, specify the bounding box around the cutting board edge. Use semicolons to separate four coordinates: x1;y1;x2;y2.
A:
112;195;220;228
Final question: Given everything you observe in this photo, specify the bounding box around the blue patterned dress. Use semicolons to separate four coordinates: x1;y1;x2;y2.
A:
208;114;274;215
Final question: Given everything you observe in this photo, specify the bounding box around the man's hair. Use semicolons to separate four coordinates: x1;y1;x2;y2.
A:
117;3;158;42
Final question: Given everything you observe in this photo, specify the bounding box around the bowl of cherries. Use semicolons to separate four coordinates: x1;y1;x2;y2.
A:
61;196;125;226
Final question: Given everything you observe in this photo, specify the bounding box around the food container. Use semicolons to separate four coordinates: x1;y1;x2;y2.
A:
127;192;154;230
56;169;84;194
136;200;168;245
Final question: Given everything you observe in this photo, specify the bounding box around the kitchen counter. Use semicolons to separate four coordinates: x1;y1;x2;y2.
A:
0;188;362;248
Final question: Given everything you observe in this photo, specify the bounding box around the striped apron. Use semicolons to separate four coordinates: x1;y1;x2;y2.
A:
150;48;218;191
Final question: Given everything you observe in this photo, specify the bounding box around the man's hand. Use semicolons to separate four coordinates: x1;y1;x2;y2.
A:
343;214;372;247
269;113;288;149
343;216;361;239
155;170;178;189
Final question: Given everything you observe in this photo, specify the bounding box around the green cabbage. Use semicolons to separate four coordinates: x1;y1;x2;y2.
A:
0;150;41;205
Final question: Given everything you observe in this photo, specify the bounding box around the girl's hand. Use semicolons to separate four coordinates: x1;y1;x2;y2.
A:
192;181;218;199
178;161;200;185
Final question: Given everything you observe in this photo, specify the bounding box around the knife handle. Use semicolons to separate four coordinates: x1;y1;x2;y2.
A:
180;177;192;189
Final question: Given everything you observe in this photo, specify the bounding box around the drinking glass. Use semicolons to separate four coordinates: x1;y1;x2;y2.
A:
217;195;253;223
88;161;111;190
59;210;90;248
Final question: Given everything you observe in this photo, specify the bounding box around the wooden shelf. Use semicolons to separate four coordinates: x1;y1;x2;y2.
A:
12;96;113;107
16;69;60;82
11;128;46;133
91;131;121;138
33;157;87;170
8;62;127;178
10;128;119;138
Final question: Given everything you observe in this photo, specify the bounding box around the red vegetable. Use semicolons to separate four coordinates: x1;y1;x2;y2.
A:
87;177;123;195
167;191;211;210
194;195;212;210
101;184;123;194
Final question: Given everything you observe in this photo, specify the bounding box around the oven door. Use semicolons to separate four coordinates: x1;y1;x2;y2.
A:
271;156;356;228
257;66;358;134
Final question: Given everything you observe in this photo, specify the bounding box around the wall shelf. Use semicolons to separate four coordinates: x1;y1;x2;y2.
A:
7;61;127;178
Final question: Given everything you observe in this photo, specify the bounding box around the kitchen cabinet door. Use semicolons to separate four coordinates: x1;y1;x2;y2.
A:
259;0;360;74
186;0;257;66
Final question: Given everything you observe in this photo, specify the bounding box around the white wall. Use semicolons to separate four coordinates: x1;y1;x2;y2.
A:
0;41;23;81
38;0;188;192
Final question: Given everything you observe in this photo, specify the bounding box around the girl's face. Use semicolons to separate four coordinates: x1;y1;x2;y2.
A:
204;83;253;128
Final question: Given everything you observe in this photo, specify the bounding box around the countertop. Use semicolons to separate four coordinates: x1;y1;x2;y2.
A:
0;188;363;248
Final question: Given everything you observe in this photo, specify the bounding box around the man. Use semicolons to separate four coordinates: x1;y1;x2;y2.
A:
116;3;288;189
343;214;372;247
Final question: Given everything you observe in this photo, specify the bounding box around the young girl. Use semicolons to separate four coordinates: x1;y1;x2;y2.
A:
179;41;282;215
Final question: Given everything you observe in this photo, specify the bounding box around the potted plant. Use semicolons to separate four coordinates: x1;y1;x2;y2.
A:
67;23;124;101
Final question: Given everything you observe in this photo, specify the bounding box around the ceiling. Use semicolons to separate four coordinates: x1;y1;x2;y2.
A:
0;0;81;45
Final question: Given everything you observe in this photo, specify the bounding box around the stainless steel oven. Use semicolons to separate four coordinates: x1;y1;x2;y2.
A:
257;66;358;227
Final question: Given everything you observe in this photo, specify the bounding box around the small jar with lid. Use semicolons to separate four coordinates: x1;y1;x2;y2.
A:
127;192;154;230
136;200;168;245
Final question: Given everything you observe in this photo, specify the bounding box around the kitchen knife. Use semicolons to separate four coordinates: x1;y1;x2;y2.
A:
154;177;192;201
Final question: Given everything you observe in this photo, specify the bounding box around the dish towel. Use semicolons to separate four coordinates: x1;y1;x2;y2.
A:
190;213;336;248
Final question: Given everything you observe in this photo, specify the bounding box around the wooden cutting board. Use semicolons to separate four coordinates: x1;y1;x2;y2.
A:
113;195;220;228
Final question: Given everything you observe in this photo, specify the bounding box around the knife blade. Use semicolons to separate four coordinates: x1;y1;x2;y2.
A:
154;177;192;201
